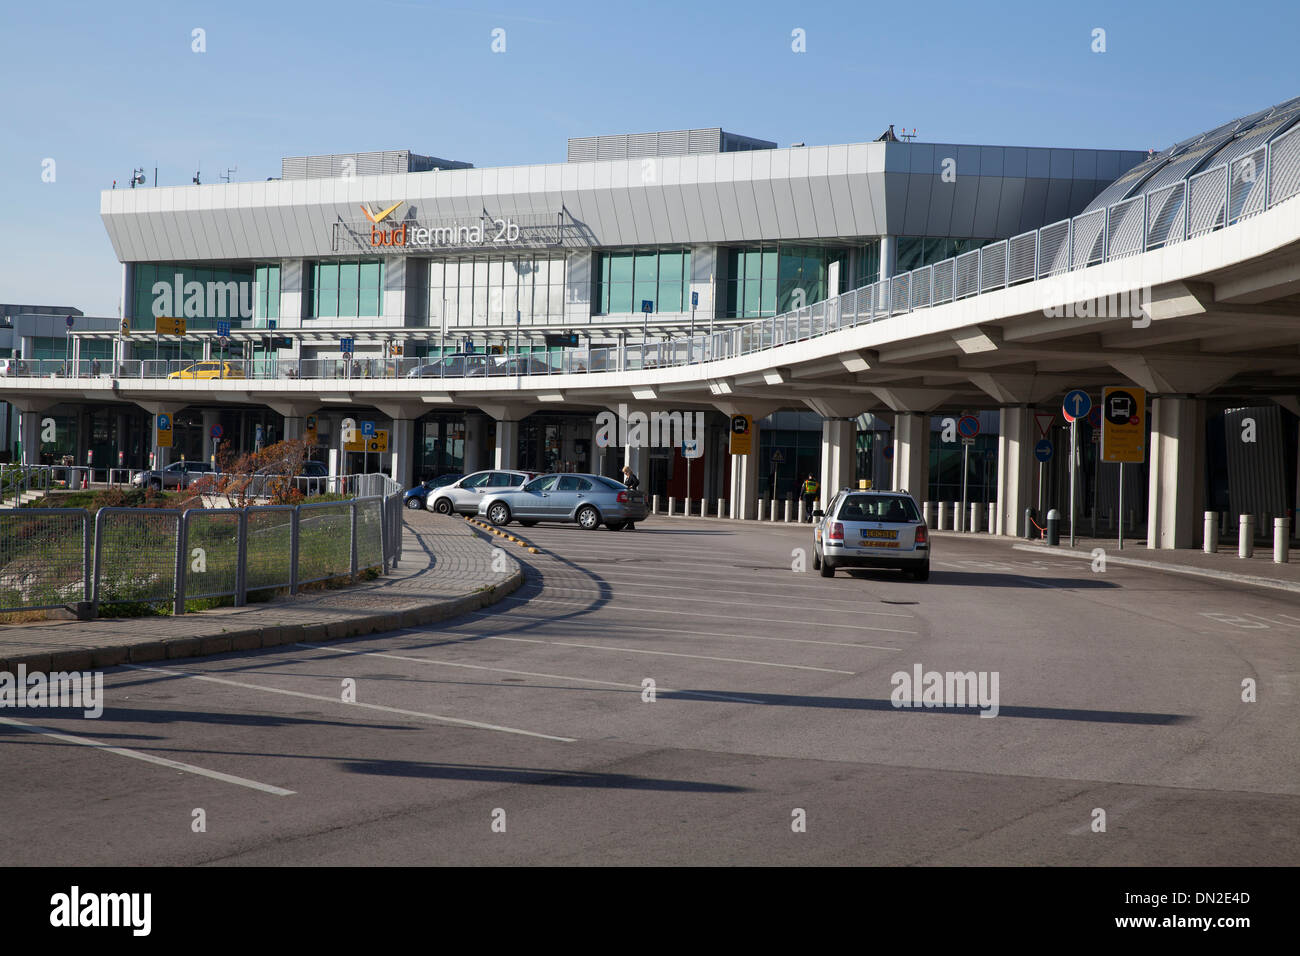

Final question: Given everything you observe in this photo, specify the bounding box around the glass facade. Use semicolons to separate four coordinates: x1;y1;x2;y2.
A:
311;261;382;318
131;263;255;330
725;244;846;318
594;249;692;314
855;240;881;288
895;236;996;273
254;264;280;320
430;256;566;326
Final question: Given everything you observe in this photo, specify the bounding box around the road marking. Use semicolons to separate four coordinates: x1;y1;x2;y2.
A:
496;595;915;633
293;642;766;704
532;580;915;616
1011;543;1300;595
484;636;857;674
543;561;926;596
0;714;296;796
122;663;575;743
454;610;906;649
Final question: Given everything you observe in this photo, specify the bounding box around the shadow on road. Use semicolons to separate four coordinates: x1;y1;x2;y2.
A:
339;757;750;791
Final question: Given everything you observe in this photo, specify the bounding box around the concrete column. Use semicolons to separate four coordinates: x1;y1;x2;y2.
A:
19;412;40;465
891;413;930;500
390;419;415;488
1148;396;1205;550
464;413;485;473
820;418;857;510
879;236;896;280
996;405;1034;536
200;409;221;464
623;442;643;478
120;262;135;329
728;422;760;519
495;419;519;471
282;417;304;441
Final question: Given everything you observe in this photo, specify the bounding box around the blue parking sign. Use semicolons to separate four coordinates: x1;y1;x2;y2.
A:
691;291;699;307
361;421;375;438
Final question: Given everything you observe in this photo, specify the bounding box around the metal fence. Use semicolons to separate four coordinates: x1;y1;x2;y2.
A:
7;126;1298;386
0;477;404;616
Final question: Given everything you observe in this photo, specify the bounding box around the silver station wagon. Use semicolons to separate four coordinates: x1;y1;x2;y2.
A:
478;473;648;530
812;489;930;581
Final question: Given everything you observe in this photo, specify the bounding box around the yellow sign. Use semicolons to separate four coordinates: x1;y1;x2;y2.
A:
361;201;403;224
305;415;318;445
155;315;187;336
858;479;873;490
156;413;173;448
121;318;130;336
367;430;389;453
1101;386;1146;464
728;415;753;455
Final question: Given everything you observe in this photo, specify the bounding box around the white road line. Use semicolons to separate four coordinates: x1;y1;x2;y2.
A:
531;580;915;617
122;664;575;743
453;610;906;649
293;642;766;704
545;562;921;595
0;714;296;796
496;594;915;633
484;636;857;673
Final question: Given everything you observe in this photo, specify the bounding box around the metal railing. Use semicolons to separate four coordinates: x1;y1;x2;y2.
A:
9;126;1298;386
0;476;404;616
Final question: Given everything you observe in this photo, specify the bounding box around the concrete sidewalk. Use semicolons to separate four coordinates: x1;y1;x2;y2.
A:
931;528;1300;595
0;512;523;674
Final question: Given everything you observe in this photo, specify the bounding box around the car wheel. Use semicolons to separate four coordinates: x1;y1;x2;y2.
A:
911;563;930;582
605;521;625;532
405;497;424;510
819;559;835;578
519;520;538;527
487;502;511;526
150;479;162;491
576;505;600;530
433;497;453;515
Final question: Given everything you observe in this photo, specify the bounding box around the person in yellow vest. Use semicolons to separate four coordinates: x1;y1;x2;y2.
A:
802;474;820;522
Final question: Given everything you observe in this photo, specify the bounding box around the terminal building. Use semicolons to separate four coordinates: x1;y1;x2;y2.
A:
6;99;1300;548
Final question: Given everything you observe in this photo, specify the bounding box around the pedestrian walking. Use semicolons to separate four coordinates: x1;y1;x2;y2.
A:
621;465;640;531
802;474;820;522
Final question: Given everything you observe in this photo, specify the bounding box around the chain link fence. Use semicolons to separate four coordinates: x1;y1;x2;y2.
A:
1;485;403;616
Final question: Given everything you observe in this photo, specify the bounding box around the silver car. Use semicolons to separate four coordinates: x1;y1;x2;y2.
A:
131;460;215;490
812;489;930;581
479;473;648;530
427;469;535;515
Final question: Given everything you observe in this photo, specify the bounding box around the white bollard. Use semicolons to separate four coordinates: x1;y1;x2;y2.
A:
1204;511;1218;554
937;501;949;530
798;499;806;523
1275;517;1289;564
952;502;963;532
652;494;660;515
784;499;792;523
969;502;981;534
924;501;935;528
770;499;780;522
718;497;726;519
667;496;676;516
987;502;997;534
756;499;766;521
1239;514;1255;558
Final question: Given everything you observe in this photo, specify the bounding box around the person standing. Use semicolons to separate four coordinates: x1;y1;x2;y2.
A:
621;465;640;531
802;474;820;522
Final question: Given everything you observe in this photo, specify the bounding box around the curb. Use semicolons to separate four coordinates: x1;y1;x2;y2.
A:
1010;542;1300;595
463;516;543;554
0;566;524;677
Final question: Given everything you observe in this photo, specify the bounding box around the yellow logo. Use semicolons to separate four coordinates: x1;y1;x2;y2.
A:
360;201;403;224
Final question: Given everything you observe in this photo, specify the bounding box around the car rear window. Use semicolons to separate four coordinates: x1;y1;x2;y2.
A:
593;476;625;491
838;495;919;522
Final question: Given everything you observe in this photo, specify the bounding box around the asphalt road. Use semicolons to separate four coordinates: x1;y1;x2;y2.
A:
3;517;1298;865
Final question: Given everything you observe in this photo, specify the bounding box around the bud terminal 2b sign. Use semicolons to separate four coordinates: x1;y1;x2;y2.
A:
361;202;521;249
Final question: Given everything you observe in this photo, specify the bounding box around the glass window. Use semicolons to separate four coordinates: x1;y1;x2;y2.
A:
461;472;490;488
557;476;583;491
525;475;560;492
339;262;359;317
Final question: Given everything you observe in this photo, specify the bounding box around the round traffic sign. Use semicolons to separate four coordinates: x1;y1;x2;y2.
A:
883;445;895;460
209;423;223;439
1034;439;1053;462
1062;389;1092;423
1087;405;1102;428
957;415;980;439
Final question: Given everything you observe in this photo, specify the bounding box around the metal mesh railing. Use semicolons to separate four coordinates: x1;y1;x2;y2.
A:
93;509;180;608
1187;164;1228;237
980;240;1008;291
0;509;89;611
245;507;295;593
182;508;242;600
1106;195;1146;259
297;501;354;586
1145;182;1186;249
1008;231;1037;283
355;498;384;570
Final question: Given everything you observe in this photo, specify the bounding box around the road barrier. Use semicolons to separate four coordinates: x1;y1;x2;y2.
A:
0;476;404;616
1205;511;1219;553
1239;514;1256;558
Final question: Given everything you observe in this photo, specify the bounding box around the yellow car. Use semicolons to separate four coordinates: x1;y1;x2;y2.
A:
167;362;245;379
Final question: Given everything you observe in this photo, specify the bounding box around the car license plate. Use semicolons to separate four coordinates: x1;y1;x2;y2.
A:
861;540;900;549
861;529;898;539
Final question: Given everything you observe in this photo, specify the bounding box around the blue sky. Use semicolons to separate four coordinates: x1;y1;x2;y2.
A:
2;0;1298;316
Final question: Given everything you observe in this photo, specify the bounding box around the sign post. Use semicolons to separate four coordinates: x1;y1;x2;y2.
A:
1101;386;1146;550
957;415;980;531
640;299;653;353
1062;390;1092;547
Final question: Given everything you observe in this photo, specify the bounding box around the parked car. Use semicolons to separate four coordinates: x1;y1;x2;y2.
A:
0;359;32;377
131;460;216;490
478;473;648;530
811;489;930;580
402;473;464;510
167;361;245;379
404;353;516;378
248;460;330;497
425;469;534;514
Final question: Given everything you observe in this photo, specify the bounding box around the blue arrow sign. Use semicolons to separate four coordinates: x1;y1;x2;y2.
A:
1034;439;1053;462
1063;389;1092;422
